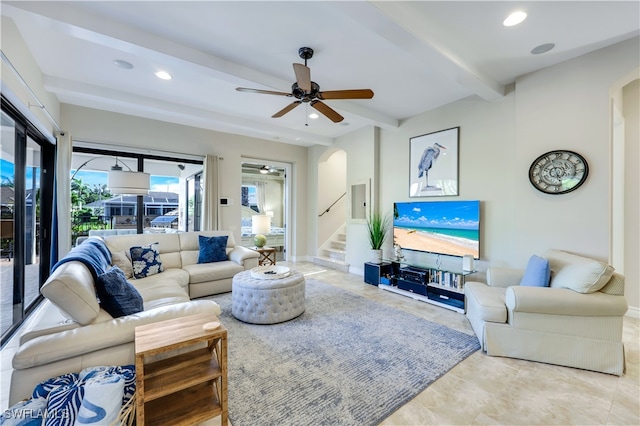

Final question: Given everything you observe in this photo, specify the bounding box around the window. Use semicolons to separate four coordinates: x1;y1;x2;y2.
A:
185;172;202;232
71;148;202;241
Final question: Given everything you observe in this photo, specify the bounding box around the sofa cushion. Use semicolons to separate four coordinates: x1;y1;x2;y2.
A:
198;235;228;263
545;249;614;294
132;268;190;291
182;261;244;284
111;250;133;279
135;280;191;310
130;243;164;279
520;255;551;287
96;266;144;318
41;262;101;325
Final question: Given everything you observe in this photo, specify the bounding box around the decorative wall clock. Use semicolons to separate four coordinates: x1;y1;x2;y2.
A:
528;150;589;194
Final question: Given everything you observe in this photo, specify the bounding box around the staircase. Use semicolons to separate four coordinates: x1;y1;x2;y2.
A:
313;227;349;272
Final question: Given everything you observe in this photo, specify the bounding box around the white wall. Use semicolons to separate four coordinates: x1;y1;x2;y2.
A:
1;17;60;136
380;91;516;271
623;79;640;313
317;149;347;248
334;126;379;273
60;104;309;257
329;37;639;311
513;38;638;265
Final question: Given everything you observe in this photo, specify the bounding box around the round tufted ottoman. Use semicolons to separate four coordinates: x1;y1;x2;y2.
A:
231;270;305;324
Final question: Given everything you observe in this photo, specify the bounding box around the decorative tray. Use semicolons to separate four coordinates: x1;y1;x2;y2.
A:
251;265;291;280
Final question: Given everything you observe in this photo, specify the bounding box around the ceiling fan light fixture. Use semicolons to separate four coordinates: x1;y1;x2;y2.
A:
236;46;373;124
503;11;527;27
309;113;319;119
260;165;270;174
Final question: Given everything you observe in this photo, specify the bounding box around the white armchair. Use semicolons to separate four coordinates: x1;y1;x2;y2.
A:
465;250;628;376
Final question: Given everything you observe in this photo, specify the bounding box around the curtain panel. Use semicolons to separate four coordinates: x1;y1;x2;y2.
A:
55;132;72;259
202;154;219;230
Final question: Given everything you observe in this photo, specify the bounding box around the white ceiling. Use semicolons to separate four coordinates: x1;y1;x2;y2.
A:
3;1;639;147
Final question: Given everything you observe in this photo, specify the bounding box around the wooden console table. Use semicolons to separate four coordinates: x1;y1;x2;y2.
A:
253;246;277;266
134;312;227;425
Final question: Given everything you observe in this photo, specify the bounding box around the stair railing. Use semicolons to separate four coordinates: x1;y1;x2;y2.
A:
318;192;346;217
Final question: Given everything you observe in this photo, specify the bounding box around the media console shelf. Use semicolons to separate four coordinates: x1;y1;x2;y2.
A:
368;260;476;313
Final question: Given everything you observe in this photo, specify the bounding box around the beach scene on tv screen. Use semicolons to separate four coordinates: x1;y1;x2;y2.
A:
393;201;480;259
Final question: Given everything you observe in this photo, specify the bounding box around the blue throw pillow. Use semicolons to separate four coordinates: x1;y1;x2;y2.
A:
520;255;551;287
130;243;164;279
96;266;144;317
198;235;228;264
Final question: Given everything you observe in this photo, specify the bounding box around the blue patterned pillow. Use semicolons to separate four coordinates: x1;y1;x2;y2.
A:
198;235;228;264
1;397;47;425
32;372;79;399
520;255;551;287
44;381;84;426
96;267;143;317
130;243;164;279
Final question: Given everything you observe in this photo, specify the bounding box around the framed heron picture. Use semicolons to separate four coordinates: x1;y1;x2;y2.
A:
409;127;459;197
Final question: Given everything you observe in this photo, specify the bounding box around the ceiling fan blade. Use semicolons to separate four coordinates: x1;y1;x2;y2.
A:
310;100;344;123
272;101;302;118
293;63;311;92
317;89;374;100
236;87;292;97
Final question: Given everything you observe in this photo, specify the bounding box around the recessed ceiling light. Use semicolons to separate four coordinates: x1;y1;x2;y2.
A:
308;113;319;119
531;43;555;54
503;11;527;27
155;71;172;80
113;59;133;69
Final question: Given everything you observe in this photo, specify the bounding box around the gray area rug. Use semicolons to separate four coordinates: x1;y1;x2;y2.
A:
213;278;480;426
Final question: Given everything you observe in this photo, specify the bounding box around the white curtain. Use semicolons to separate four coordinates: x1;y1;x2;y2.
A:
56;132;73;256
254;181;266;213
202;154;219;230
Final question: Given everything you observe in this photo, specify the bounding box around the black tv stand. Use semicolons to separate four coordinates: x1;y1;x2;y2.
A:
376;260;476;313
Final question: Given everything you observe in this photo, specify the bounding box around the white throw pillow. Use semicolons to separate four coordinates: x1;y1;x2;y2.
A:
545;249;614;294
74;375;124;426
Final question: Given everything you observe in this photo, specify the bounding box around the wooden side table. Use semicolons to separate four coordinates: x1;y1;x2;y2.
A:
253;246;277;266
134;312;227;425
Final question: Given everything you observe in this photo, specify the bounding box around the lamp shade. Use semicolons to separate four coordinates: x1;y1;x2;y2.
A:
251;214;271;235
108;170;150;195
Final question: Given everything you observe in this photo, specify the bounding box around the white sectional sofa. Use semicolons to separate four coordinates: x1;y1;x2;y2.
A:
9;231;259;405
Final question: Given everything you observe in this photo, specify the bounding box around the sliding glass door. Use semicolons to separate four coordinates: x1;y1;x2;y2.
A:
1;103;54;346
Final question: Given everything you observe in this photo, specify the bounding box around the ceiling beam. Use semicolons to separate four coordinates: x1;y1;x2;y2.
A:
47;76;335;147
334;1;505;101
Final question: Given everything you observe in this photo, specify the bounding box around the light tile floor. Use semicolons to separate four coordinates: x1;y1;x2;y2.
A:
2;261;639;425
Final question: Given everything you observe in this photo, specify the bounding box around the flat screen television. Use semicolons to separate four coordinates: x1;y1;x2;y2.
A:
393;200;480;259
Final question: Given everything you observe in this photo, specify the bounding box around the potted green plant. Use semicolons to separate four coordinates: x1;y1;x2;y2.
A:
366;210;391;263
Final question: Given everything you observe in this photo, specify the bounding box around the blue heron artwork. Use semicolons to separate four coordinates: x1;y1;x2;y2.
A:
418;142;447;190
409;127;459;197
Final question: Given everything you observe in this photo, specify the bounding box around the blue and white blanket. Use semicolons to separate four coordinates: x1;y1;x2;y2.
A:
51;237;112;281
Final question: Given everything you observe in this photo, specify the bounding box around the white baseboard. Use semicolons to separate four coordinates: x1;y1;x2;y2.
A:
350;266;364;276
625;306;639;319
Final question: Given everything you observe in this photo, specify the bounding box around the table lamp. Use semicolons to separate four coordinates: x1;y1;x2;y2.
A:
251;215;271;248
